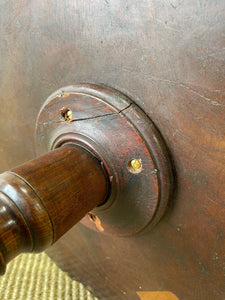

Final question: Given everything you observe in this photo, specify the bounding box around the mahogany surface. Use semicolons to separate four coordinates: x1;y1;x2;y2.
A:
0;1;225;299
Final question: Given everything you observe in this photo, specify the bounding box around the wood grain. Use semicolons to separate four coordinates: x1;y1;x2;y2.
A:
0;146;108;274
0;0;224;299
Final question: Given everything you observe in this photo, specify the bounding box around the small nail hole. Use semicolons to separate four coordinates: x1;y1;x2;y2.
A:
88;213;104;232
88;212;97;222
61;92;69;98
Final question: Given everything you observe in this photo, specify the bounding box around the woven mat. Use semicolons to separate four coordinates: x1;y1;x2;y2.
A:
0;253;98;300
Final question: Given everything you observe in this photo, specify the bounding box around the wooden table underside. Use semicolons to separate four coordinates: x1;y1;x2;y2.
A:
0;1;224;299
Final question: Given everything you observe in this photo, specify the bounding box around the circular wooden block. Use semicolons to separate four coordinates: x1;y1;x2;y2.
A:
36;84;173;236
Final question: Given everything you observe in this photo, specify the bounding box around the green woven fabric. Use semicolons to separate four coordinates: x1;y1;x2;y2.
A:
0;253;98;300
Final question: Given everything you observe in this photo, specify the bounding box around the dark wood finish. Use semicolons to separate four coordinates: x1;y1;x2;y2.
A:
36;84;173;236
0;146;108;274
0;1;224;299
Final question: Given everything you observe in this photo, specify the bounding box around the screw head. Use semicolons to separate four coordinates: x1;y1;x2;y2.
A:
131;159;141;169
66;110;72;121
128;158;142;174
60;107;72;121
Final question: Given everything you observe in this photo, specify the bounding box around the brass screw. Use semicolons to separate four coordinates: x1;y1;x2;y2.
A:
66;110;72;121
128;158;142;174
60;107;72;121
130;159;142;169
